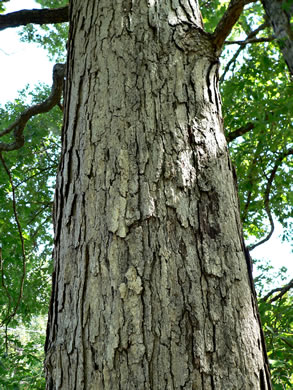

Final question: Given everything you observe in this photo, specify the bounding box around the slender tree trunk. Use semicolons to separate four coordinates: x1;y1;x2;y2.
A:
45;1;271;388
262;0;293;75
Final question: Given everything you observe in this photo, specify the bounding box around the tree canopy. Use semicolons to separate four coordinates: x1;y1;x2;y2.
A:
0;0;292;389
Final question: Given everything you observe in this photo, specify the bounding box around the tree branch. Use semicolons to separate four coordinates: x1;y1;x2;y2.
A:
280;337;293;349
226;122;255;142
0;63;65;151
15;164;58;188
220;45;243;82
225;36;275;45
248;198;275;251
212;0;257;51
249;148;293;251
262;278;293;303
0;6;69;31
220;22;269;82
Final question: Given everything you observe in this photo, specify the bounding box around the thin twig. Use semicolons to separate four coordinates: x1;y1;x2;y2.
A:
249;148;293;250
26;203;52;226
280;337;293;349
15;164;58;188
262;278;293;303
220;22;269;82
225;36;275;45
0;153;26;327
220;45;243;82
248;199;275;251
5;324;8;354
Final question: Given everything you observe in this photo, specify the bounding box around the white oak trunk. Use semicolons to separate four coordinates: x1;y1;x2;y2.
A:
45;1;271;389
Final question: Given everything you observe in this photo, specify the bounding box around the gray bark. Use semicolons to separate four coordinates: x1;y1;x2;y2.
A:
45;1;271;389
262;0;293;75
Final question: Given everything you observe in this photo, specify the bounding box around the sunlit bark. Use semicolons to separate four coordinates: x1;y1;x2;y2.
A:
45;1;271;389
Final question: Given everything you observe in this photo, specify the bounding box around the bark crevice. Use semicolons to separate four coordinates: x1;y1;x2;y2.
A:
45;1;271;388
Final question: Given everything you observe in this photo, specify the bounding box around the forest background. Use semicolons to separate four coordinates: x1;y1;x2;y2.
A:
0;0;292;389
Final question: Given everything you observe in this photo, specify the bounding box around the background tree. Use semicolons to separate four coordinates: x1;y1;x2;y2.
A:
0;0;292;389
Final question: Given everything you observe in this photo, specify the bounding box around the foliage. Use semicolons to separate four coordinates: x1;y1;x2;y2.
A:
19;22;68;62
0;317;46;390
220;2;293;246
19;21;68;62
0;85;62;388
0;85;61;325
255;262;293;388
200;0;228;33
35;0;68;7
18;0;68;62
202;0;293;247
260;295;293;389
0;0;292;388
0;4;65;386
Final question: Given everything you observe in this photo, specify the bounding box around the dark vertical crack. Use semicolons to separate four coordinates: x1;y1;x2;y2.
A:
206;61;220;105
211;374;216;390
259;368;266;390
81;242;90;389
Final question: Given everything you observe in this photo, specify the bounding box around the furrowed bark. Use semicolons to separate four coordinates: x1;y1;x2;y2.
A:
261;0;293;75
45;1;271;389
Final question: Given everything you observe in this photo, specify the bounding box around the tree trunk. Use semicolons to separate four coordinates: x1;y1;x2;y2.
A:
45;1;271;389
262;0;293;75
